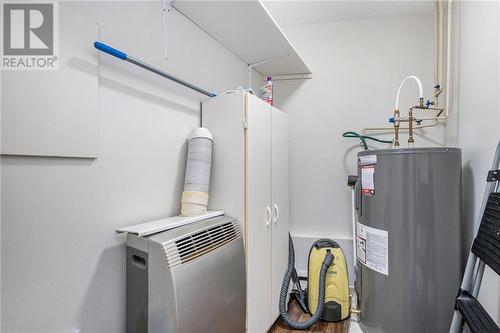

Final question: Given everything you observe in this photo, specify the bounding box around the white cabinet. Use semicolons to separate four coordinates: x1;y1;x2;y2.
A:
202;92;289;333
270;106;289;321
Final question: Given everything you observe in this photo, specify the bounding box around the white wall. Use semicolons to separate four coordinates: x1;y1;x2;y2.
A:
455;1;500;322
1;2;261;332
274;13;436;241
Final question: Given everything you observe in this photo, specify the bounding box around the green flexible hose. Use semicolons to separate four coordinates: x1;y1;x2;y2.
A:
342;131;368;150
342;131;392;151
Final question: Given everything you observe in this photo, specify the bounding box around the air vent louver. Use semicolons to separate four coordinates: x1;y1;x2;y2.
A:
163;220;241;269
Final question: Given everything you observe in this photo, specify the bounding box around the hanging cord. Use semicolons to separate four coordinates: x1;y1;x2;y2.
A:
342;131;392;151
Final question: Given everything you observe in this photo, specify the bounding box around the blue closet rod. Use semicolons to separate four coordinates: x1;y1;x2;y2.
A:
94;42;217;98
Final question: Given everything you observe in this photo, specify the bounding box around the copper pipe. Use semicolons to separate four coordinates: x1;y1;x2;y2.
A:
422;106;445;111
408;107;415;146
364;120;438;132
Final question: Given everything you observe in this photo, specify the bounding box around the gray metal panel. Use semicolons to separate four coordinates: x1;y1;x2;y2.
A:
127;233;149;252
148;240;177;333
126;215;245;333
126;247;148;333
173;238;246;333
356;148;461;333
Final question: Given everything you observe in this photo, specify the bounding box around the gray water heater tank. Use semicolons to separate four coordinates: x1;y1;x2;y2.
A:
355;147;461;333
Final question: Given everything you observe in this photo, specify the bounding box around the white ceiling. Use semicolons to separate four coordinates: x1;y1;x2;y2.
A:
262;1;434;27
172;1;311;75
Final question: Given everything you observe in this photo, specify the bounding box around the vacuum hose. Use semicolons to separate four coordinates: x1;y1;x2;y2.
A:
279;234;334;329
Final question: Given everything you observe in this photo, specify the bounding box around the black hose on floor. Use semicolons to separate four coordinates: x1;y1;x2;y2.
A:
279;234;334;329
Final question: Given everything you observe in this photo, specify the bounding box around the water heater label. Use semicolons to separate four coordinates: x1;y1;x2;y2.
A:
361;166;375;196
357;222;389;276
359;155;377;166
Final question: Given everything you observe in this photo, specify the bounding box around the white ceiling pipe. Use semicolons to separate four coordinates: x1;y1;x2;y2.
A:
418;0;452;120
364;0;453;133
434;1;440;88
433;0;444;106
443;0;452;119
438;0;444;90
415;0;452;121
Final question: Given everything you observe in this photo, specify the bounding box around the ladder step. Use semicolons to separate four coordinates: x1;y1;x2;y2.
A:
471;192;500;276
455;289;500;333
487;169;500;182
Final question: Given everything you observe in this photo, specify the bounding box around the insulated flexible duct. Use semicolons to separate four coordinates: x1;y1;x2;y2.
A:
181;128;213;217
279;234;334;329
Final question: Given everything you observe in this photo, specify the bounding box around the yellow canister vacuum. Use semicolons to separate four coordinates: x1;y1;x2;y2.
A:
279;234;350;329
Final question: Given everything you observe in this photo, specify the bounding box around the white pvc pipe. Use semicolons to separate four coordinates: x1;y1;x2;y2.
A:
394;75;423;110
425;0;452;120
411;0;452;120
438;1;444;88
435;0;444;91
351;188;357;265
434;1;439;87
444;0;453;118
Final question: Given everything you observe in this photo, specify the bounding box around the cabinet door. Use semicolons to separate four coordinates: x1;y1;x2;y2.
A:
246;94;273;333
202;92;246;228
271;107;289;321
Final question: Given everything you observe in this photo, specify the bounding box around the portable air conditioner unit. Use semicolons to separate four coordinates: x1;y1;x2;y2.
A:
126;215;246;333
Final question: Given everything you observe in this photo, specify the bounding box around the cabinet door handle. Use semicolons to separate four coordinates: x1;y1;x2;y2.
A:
273;203;280;224
265;206;272;227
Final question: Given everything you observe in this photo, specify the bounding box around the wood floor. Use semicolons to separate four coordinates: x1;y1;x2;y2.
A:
268;299;350;333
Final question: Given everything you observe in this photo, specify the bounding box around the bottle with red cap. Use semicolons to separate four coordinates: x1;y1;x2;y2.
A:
258;76;273;106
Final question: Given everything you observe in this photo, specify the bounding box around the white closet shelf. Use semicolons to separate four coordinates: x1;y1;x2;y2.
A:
172;0;311;78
